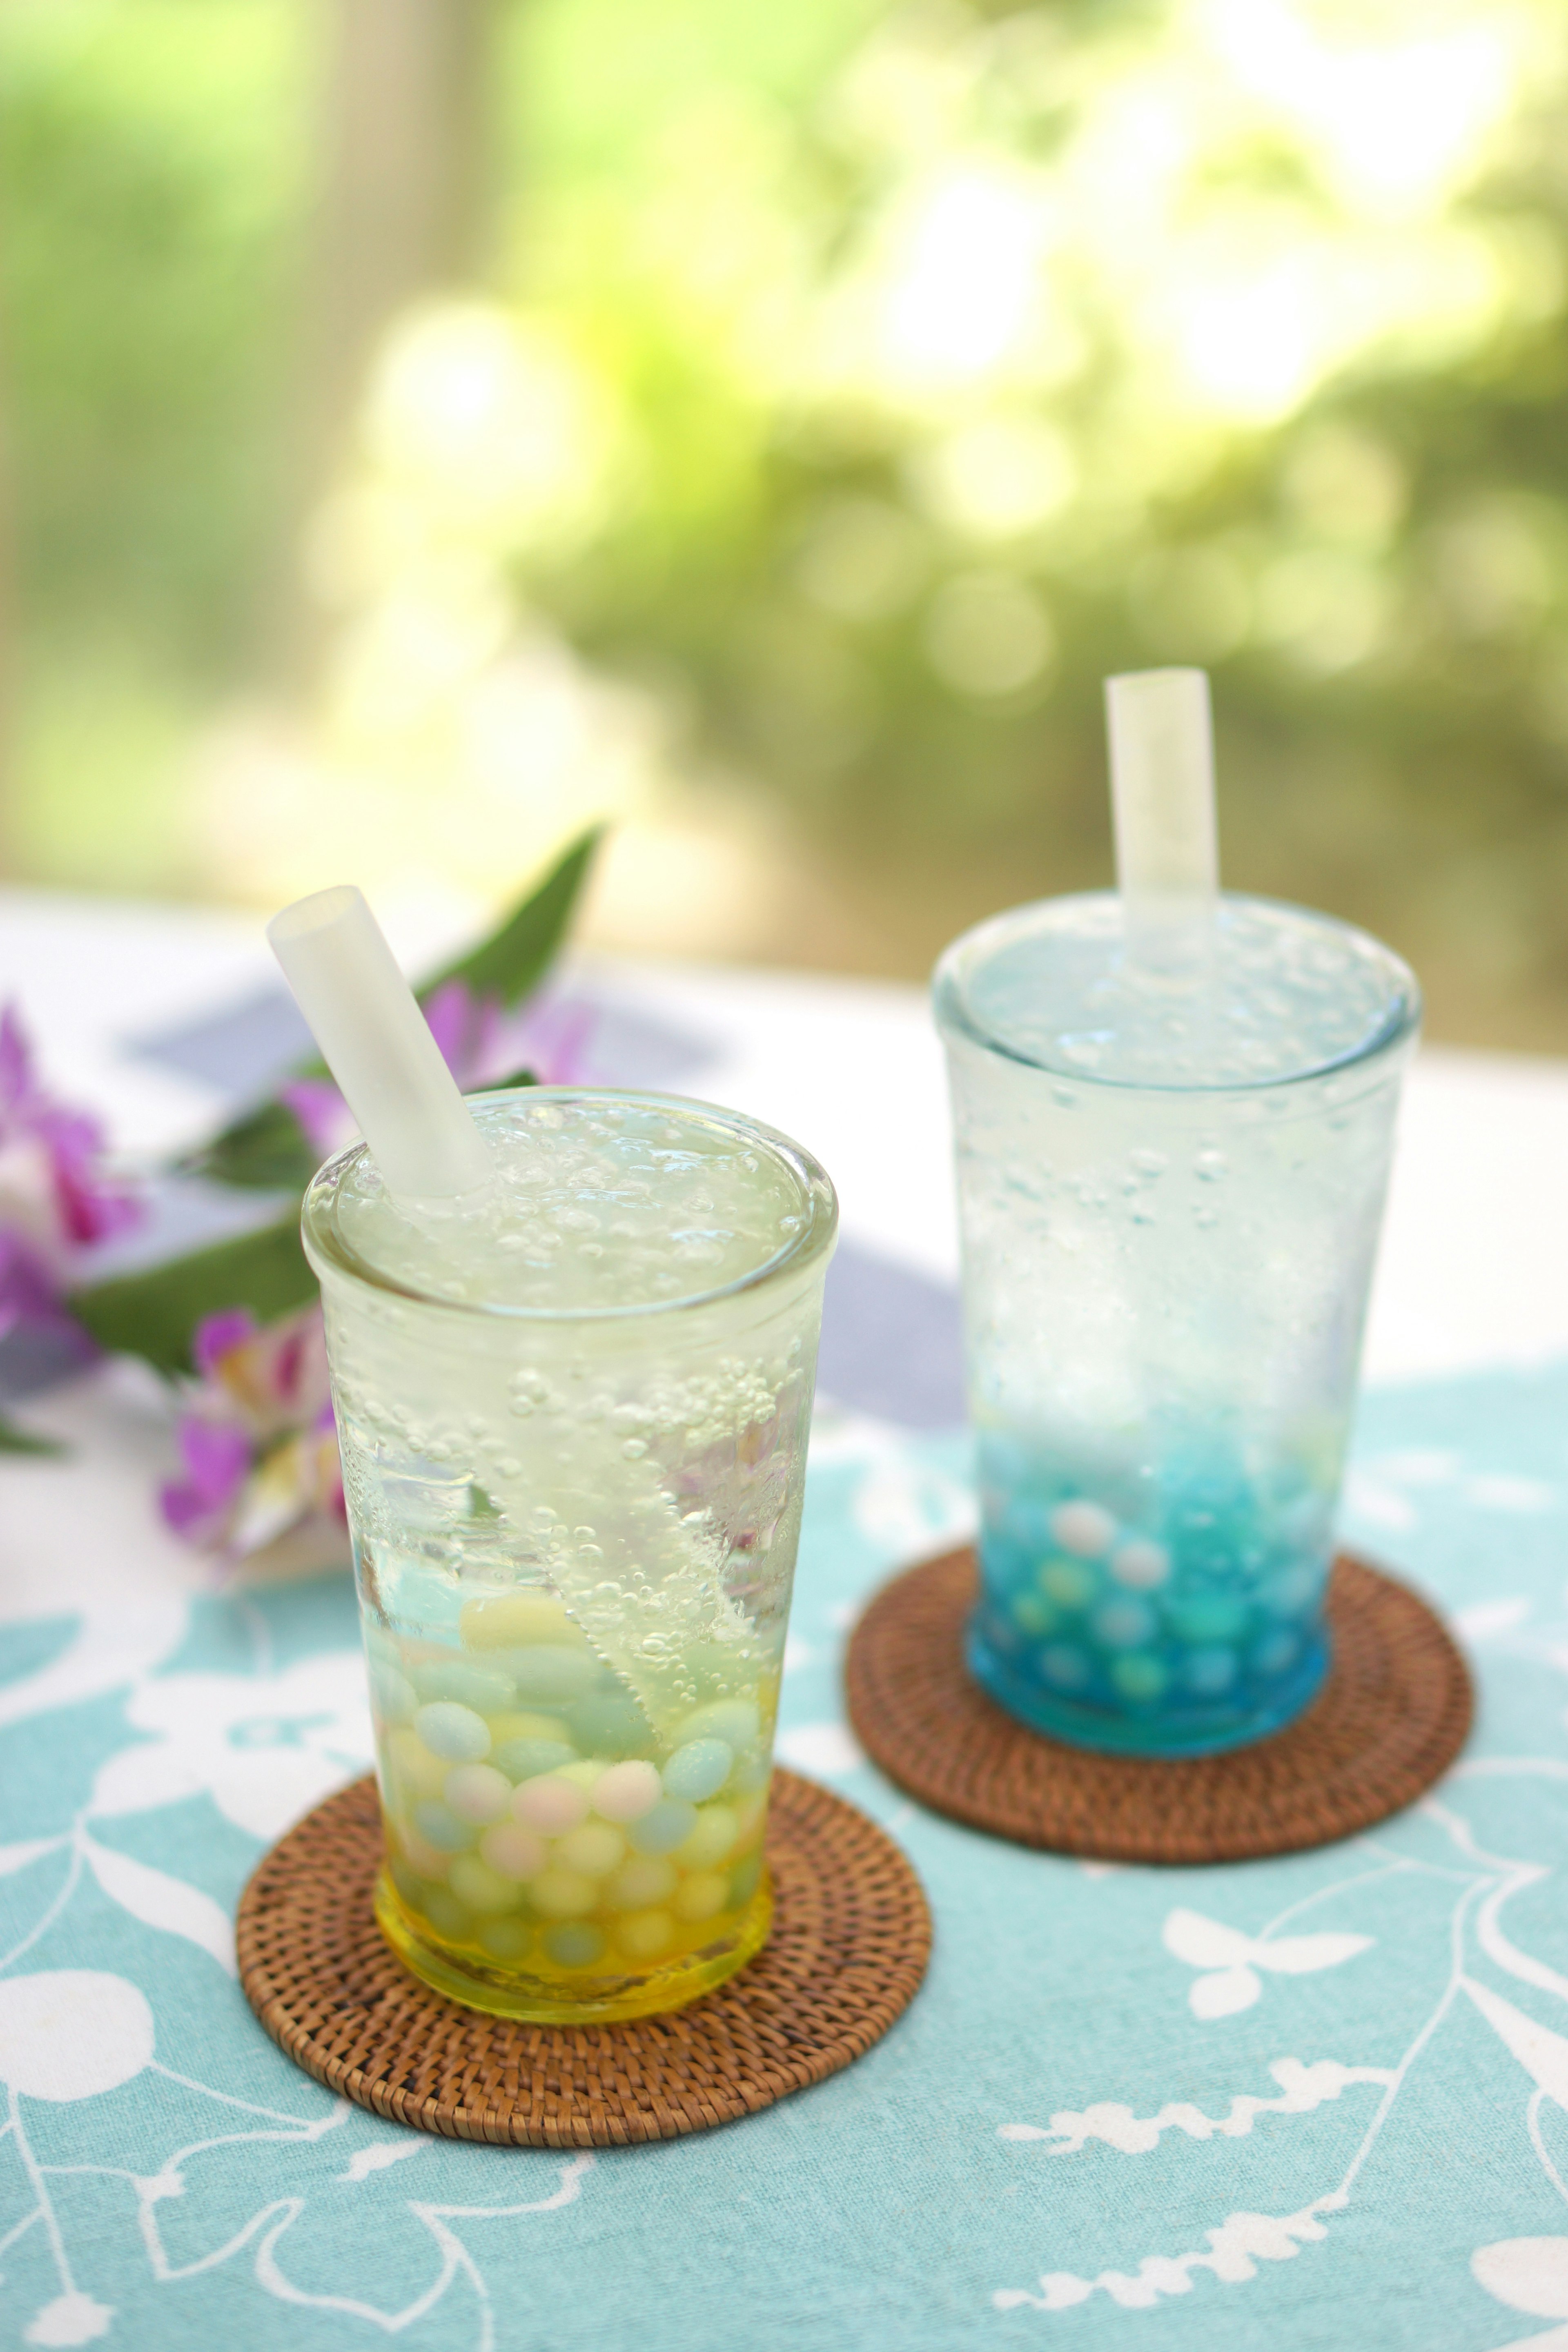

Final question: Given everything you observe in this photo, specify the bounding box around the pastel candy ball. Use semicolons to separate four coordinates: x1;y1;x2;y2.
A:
729;1851;764;1907
606;1855;677;1911
673;1871;729;1923
479;1821;548;1880
1050;1501;1117;1557
674;1803;737;1871
423;1889;470;1938
1111;1540;1170;1591
1251;1628;1301;1678
555;1822;626;1878
728;1749;770;1795
371;1665;417;1725
489;1710;571;1744
386;1727;448;1803
1110;1653;1168;1702
412;1660;514;1713
1265;1564;1319;1617
492;1737;576;1784
414;1702;491;1764
982;1611;1023;1658
1039;1560;1096;1610
554;1759;608;1793
662;1739;733;1804
398;1828;452;1880
1040;1644;1091;1691
395;1825;451;1882
591;1760;662;1824
1185;1646;1238;1695
628;1797;698;1856
568;1691;653;1758
444;1764;512;1824
545;1923;606;1969
448;1854;523;1914
1166;1594;1249;1645
461;1590;577;1649
1091;1599;1156;1650
389;1855;425;1907
412;1800;475;1853
1012;1592;1054;1637
617;1909;676;1960
731;1791;768;1847
508;1646;596;1705
531;1868;598;1919
478;1916;531;1961
674;1698;761;1750
513;1775;589;1836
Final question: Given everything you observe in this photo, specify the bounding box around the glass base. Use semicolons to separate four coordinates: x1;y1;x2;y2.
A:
966;1613;1330;1757
374;1865;774;2024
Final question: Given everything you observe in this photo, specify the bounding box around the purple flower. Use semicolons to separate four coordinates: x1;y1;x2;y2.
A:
281;980;597;1161
497;991;598;1089
160;1303;348;1579
160;1419;252;1546
192;1307;258;1379
278;1076;355;1163
0;1002;142;1350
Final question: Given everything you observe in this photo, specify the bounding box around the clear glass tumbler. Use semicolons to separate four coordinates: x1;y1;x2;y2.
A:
302;1088;837;2021
935;893;1419;1756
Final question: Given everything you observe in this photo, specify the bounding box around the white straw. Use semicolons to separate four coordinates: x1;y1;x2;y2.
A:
267;886;493;1200
1105;668;1219;970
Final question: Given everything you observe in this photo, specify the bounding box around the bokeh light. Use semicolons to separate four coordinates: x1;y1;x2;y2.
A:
5;0;1568;1034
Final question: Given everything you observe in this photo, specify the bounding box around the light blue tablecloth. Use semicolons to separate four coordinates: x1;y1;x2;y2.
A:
4;1369;1568;2352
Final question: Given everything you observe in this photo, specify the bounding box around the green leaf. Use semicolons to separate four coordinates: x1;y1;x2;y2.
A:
0;1415;65;1457
62;846;588;1383
423;827;601;1008
190;831;596;1196
70;1214;316;1376
183;1096;318;1192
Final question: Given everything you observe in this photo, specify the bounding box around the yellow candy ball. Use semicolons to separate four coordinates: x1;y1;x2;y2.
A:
385;1726;448;1804
674;1804;738;1871
555;1822;626;1878
617;1909;677;1961
448;1855;523;1915
605;1856;677;1912
479;1821;547;1882
673;1872;728;1923
486;1710;571;1748
394;1826;452;1882
731;1792;768;1849
530;1868;599;1919
461;1592;582;1650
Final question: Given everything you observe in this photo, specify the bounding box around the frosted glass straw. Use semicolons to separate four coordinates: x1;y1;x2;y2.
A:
267;886;493;1201
1105;667;1219;972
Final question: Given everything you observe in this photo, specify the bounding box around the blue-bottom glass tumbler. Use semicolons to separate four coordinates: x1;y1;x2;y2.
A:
935;891;1419;1757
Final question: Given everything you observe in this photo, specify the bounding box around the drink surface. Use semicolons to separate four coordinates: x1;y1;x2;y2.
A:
332;1094;814;1310
303;1091;835;2019
938;891;1416;1089
936;894;1418;1756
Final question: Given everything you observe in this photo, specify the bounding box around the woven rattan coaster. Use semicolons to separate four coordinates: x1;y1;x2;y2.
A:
237;1766;929;2147
845;1548;1472;1864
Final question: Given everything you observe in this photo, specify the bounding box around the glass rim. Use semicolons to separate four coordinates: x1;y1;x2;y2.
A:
301;1085;839;1324
933;889;1422;1096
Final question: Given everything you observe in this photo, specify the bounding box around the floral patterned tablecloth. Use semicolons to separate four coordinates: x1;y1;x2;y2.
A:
4;1368;1568;2352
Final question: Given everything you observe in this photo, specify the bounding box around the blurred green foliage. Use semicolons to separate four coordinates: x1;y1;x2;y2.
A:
7;0;1568;1040
490;0;1568;1034
0;0;304;662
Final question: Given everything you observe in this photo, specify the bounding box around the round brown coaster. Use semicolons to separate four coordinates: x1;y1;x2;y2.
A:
844;1548;1472;1865
236;1766;930;2147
